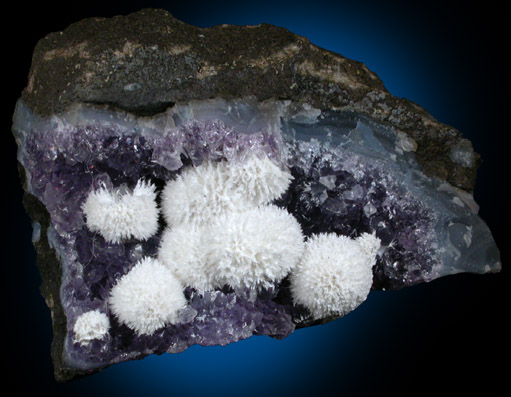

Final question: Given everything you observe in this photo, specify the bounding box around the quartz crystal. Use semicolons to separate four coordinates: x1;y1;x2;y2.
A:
12;9;501;381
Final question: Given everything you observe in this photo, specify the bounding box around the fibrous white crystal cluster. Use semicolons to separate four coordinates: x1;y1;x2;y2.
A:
162;204;304;292
73;310;110;346
79;152;380;338
160;154;292;227
204;205;304;291
159;154;302;292
82;179;159;243
291;233;380;319
109;257;187;335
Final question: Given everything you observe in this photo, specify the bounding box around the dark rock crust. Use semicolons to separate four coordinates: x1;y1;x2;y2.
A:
22;8;479;191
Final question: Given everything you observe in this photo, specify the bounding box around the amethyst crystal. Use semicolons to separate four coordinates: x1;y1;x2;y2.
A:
12;9;500;381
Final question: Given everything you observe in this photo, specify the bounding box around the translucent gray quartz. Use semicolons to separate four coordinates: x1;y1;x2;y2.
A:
12;97;500;371
279;110;500;288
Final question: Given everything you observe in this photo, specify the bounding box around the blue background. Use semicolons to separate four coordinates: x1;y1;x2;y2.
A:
4;1;506;395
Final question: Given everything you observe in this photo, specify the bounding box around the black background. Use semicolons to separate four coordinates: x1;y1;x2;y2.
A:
3;1;507;395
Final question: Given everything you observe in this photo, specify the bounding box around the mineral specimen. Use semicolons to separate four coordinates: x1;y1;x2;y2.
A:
12;9;501;381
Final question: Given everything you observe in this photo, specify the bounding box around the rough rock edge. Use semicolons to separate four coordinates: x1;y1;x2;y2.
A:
19;164;151;381
22;8;479;191
18;165;88;381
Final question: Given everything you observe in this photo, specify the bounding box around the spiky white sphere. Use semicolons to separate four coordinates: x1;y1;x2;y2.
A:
73;310;110;346
229;154;293;207
161;155;292;228
82;179;159;243
357;231;381;258
204;205;304;291
109;257;187;335
161;161;247;228
158;224;214;291
290;232;381;320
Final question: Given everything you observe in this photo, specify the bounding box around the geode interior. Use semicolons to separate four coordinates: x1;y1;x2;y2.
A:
13;97;500;378
13;8;502;381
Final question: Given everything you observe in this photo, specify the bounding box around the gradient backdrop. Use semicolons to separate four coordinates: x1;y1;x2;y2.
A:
4;1;506;395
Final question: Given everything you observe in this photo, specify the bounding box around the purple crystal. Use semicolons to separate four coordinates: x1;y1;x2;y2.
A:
12;97;500;374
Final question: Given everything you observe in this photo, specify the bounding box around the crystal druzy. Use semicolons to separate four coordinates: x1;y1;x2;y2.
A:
12;9;501;381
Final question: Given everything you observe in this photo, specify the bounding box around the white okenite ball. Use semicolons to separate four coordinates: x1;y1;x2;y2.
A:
204;205;304;291
82;179;159;243
73;310;110;346
228;154;293;207
161;161;241;228
109;257;187;335
160;154;292;228
158;224;214;291
158;205;304;292
290;232;381;320
356;232;382;259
